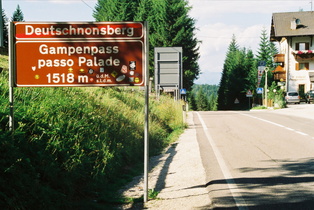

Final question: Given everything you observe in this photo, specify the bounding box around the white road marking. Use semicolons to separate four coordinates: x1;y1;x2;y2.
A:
196;112;248;210
239;113;310;138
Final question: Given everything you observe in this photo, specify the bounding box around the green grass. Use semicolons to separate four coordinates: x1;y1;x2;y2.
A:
148;188;160;200
251;105;268;110
0;55;185;209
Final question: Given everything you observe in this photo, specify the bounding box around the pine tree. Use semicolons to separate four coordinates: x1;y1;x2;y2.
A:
12;5;24;21
188;91;197;110
208;93;217;111
94;0;141;21
217;35;257;110
217;35;239;110
196;87;209;111
93;0;200;91
94;0;120;21
231;49;247;102
244;49;257;91
135;0;165;75
256;28;271;67
162;0;200;91
134;0;154;22
190;84;218;111
268;41;278;68
256;28;278;87
1;9;8;50
217;30;277;110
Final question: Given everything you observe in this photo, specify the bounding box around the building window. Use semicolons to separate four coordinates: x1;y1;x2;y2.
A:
296;62;309;70
295;42;310;51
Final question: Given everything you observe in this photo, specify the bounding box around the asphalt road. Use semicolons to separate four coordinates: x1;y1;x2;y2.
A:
193;108;314;209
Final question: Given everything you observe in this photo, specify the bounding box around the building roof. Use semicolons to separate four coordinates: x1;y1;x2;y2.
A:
270;11;314;41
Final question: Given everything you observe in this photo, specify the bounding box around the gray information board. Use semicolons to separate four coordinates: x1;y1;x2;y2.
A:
154;47;182;99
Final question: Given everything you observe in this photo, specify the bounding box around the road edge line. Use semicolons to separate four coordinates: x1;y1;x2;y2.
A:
196;112;248;210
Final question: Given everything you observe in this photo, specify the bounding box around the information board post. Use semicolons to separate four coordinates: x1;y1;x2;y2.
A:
143;22;149;203
9;22;14;131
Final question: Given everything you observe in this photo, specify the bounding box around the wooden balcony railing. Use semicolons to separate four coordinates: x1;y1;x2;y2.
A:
272;65;286;81
273;54;285;63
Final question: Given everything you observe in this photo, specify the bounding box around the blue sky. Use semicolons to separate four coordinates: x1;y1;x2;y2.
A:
2;0;312;85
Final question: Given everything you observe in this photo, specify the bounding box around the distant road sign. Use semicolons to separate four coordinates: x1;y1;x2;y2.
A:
258;60;266;66
12;22;146;87
246;89;253;97
154;47;183;92
256;87;263;94
180;88;186;94
257;64;265;87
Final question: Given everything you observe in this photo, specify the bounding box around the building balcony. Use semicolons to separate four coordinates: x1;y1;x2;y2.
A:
273;54;285;63
272;65;286;81
293;50;314;60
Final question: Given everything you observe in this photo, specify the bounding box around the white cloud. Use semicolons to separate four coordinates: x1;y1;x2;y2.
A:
190;0;313;84
189;0;311;17
237;24;266;51
196;22;265;77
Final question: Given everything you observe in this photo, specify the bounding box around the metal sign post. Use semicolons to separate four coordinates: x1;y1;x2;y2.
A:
143;22;149;203
9;23;14;131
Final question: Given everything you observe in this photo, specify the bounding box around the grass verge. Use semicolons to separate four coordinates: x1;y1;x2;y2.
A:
0;55;185;209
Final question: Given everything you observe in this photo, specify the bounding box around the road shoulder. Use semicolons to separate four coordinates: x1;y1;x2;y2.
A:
119;111;210;209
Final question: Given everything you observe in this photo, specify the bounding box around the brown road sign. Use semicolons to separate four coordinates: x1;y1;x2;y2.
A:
14;22;144;40
12;22;146;87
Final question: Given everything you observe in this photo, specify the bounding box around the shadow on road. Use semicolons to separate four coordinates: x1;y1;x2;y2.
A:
199;158;314;209
198;200;314;210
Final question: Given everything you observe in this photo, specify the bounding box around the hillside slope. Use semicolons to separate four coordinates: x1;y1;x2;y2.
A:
0;55;185;209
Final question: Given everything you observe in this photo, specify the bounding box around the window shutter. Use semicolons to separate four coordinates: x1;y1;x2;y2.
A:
296;63;299;70
296;43;299;50
305;63;309;70
306;43;310;50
